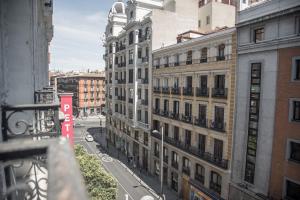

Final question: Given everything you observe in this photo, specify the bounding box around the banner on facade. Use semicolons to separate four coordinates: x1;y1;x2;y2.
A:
60;93;74;145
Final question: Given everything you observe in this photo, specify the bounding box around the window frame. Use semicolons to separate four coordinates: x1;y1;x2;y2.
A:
291;56;300;81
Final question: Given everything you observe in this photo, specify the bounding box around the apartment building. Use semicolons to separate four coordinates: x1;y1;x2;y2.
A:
151;27;236;199
104;0;200;172
229;0;300;199
56;73;106;117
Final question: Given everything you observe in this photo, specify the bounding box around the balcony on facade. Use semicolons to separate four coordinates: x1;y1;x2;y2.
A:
141;99;148;106
153;86;161;93
180;114;193;124
210;121;226;133
182;87;193;96
212;88;228;99
182;166;191;176
142;57;149;63
129;59;134;65
196;87;209;97
171;87;181;95
171;161;179;170
142;78;149;84
152;132;228;169
209;182;221;195
194;117;208;128
195;173;205;185
162;87;170;95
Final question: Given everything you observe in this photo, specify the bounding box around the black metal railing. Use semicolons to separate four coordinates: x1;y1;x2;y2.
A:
153;87;161;93
196;87;209;97
182;87;193;96
141;100;148;106
142;57;149;63
212;88;228;99
142;78;149;84
180;114;192;124
152;134;229;169
182;166;190;176
0;139;88;200
194;118;207;128
171;87;180;95
210;182;221;194
210;121;226;132
171;161;178;169
162;87;170;94
195;174;205;184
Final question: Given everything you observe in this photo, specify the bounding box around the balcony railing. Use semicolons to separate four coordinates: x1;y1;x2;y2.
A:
216;56;225;61
128;98;133;103
142;78;149;84
194;118;207;128
210;121;226;132
153;87;161;93
180;114;192;124
195;174;205;184
171;87;180;95
196;87;209;97
162;87;170;94
142;57;149;63
141;99;148;106
182;87;193;96
210;182;221;194
182;166;190;176
163;156;168;163
151;133;229;169
171;161;178;169
212;88;228;99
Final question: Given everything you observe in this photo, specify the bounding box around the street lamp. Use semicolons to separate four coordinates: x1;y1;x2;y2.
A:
152;126;165;200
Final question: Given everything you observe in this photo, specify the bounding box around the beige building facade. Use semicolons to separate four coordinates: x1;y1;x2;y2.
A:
151;28;236;199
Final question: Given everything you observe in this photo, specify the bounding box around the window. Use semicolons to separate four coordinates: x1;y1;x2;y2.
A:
154;142;159;157
172;151;178;164
295;16;300;35
164;123;169;137
182;157;190;175
129;31;134;45
200;75;207;88
195;164;205;184
292;101;300;121
129;69;133;83
174;77;179;88
198;20;201;28
185;102;192;117
199;104;206;120
198;134;206;153
215;75;225;89
138;68;142;79
185;130;191;146
217;44;225;60
164;99;169;112
210;171;222;194
138;88;141;99
173;101;180;115
214;139;223;160
144;132;148;146
174;126;179;141
254;27;264;43
129;50;134;64
214;106;224;125
200;48;207;63
206;16;210;25
175;54;180;66
186;50;193;65
137;110;141;121
130;11;133;19
292;57;300;80
199;0;205;7
289;141;300;162
138;48;142;58
286;180;300;200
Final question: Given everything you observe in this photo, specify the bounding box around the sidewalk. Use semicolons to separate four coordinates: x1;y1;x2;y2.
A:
94;130;180;200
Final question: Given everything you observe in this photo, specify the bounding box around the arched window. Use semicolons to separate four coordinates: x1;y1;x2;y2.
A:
217;44;225;61
129;31;134;45
201;47;208;63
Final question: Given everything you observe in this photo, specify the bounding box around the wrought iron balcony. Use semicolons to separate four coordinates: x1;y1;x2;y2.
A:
153;87;161;93
195;174;205;184
210;182;221;194
182;166;190;176
210;121;226;133
182;87;194;96
171;87;180;95
180;114;193;124
160;110;169;117
212;88;228;99
0;138;88;200
142;57;149;63
196;87;209;97
171;161;178;170
161;87;170;94
194;118;207;128
169;112;180;120
142;78;149;84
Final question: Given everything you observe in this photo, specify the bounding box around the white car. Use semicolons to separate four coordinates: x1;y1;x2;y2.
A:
85;134;94;142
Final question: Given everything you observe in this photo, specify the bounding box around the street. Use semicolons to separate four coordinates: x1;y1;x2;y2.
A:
73;117;160;200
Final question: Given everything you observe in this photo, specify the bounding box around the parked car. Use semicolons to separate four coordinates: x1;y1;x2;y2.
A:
85;134;94;142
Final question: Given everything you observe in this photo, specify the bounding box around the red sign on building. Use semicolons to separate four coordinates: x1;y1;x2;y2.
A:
60;93;74;145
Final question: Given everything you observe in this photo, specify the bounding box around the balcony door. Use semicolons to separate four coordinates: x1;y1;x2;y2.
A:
186;76;193;88
214;139;223;160
185;103;192;117
199;104;206;120
214;106;224;128
185;130;191;146
164;100;169;112
200;75;207;89
173;101;180;115
214;75;225;89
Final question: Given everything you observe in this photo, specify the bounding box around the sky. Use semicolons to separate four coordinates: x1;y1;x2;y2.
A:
49;0;115;72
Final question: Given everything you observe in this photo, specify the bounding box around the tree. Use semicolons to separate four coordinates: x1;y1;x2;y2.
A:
74;145;117;200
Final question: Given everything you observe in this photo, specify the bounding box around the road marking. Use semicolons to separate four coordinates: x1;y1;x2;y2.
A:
84;141;135;200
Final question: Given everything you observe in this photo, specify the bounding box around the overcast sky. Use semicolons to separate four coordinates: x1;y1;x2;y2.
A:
49;0;114;72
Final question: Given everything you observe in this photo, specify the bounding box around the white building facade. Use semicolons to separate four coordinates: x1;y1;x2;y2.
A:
104;0;199;172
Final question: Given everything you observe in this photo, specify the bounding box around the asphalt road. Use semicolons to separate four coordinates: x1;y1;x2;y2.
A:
73;118;158;200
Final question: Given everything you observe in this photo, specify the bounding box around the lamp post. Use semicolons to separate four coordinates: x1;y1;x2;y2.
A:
152;126;165;200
